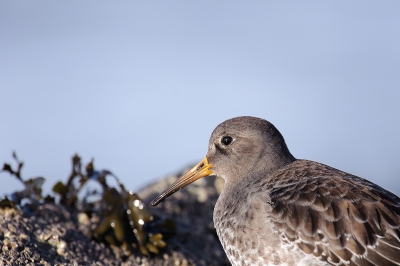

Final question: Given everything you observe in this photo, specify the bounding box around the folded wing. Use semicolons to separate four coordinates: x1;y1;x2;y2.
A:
269;171;400;266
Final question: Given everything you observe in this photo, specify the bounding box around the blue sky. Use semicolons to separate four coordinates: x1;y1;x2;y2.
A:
1;1;399;197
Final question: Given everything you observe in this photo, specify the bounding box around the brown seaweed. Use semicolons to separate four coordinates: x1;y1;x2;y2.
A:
1;152;175;258
52;154;174;257
1;152;46;206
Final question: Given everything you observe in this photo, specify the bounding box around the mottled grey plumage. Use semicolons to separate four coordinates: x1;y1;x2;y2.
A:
152;116;400;266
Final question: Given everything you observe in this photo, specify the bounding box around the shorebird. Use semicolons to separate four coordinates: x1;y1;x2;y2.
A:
152;116;400;266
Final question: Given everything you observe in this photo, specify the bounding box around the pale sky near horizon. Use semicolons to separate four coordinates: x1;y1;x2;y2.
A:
1;1;400;199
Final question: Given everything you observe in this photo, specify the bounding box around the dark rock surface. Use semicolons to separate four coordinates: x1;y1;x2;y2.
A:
0;168;230;266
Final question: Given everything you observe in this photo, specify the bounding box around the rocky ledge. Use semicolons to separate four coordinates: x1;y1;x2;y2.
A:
0;167;230;266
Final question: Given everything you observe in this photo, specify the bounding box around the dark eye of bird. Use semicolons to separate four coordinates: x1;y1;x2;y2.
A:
221;136;233;145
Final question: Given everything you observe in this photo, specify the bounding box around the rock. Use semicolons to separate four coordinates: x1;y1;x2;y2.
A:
0;168;230;266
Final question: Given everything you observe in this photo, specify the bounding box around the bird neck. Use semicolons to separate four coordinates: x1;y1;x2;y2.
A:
222;154;296;188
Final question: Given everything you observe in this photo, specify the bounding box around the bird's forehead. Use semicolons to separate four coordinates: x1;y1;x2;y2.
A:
209;123;242;141
210;116;268;140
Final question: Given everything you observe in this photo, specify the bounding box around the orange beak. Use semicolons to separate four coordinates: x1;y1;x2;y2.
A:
151;157;213;206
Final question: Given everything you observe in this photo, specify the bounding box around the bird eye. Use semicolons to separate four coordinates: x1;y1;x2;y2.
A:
221;136;233;145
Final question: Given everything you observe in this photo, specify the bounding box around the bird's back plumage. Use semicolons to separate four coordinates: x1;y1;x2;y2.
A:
214;159;400;266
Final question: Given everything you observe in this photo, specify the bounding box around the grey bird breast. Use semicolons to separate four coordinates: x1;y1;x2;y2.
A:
214;159;400;265
152;116;400;266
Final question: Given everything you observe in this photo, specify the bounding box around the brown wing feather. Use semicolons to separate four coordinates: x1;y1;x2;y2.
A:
269;161;400;266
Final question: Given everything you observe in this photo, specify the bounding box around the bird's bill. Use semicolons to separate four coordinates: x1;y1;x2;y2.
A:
151;157;213;206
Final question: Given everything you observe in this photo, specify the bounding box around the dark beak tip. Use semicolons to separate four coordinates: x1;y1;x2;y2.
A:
151;195;165;207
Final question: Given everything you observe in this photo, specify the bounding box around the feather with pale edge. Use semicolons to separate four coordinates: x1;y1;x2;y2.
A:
266;160;400;266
